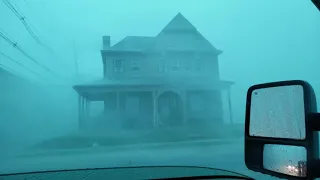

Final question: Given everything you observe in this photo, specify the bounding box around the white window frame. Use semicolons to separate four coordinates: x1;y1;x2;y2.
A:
195;60;204;72
194;54;204;72
113;59;124;73
159;59;168;73
171;59;180;71
182;59;190;71
131;59;141;72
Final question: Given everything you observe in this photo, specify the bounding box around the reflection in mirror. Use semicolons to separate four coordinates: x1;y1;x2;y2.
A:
263;144;307;177
249;85;306;139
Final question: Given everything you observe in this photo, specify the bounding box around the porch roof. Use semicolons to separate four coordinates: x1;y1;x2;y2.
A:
73;78;234;101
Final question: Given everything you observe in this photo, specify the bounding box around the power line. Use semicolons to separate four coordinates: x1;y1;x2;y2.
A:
0;30;56;75
2;0;56;53
3;0;20;17
0;51;41;77
0;63;23;77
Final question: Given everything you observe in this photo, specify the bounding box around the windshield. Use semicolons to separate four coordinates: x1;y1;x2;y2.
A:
0;0;319;180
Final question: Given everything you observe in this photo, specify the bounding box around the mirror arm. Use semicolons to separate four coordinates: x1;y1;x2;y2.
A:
308;113;320;131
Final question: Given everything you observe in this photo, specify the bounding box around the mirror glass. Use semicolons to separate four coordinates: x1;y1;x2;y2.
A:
263;144;307;177
249;85;306;139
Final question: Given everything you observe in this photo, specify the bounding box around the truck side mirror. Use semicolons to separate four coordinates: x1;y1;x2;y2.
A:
244;80;320;179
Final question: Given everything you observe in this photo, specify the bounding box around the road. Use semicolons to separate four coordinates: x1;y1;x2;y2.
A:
0;140;279;179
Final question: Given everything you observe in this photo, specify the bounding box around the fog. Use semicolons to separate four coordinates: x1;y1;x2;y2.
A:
0;0;319;178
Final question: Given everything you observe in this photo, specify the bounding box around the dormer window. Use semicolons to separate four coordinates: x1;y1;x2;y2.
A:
131;59;141;72
113;59;124;73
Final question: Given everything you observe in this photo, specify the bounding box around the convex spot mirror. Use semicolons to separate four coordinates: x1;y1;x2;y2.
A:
263;144;307;177
244;80;320;179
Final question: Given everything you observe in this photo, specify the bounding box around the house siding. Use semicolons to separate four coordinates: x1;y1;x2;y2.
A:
103;51;220;80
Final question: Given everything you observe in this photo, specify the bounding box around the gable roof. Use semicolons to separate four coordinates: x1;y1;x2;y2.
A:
110;36;155;51
108;13;219;53
160;12;197;33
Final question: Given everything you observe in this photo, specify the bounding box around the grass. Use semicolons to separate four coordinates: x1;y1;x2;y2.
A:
33;124;244;150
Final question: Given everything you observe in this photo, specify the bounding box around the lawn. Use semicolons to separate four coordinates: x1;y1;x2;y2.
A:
33;124;244;150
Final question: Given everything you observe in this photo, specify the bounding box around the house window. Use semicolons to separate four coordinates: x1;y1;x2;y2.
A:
125;97;139;114
171;59;180;71
190;95;204;111
113;59;124;73
159;59;167;73
182;59;190;71
131;59;141;72
195;60;203;72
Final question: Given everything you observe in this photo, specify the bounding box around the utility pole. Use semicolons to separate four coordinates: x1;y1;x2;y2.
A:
73;39;79;76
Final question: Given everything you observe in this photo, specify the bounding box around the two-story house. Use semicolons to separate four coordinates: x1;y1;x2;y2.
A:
73;13;234;131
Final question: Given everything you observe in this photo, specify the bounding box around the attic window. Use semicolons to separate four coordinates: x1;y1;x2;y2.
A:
113;59;124;73
131;59;141;72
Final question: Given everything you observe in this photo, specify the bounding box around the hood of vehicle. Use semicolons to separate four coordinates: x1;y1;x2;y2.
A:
0;165;252;180
0;142;270;179
1;145;240;174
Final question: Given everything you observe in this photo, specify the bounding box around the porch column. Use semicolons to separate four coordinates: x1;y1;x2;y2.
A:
117;92;120;110
182;90;187;125
103;99;107;117
152;91;158;128
227;89;233;124
78;95;84;130
85;100;90;119
116;91;120;120
82;97;88;130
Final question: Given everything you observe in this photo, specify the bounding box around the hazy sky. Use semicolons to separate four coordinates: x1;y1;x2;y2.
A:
0;0;319;121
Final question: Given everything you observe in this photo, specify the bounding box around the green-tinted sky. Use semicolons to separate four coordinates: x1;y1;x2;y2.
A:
0;0;319;121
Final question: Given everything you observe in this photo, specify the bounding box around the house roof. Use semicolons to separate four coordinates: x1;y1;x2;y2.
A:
75;77;234;87
159;12;197;33
108;13;220;53
147;13;217;52
110;36;155;51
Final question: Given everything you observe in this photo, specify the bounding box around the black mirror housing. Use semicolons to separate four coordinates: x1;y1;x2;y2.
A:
244;80;319;179
312;0;320;11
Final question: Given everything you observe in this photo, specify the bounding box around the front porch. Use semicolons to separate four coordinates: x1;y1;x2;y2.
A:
73;79;234;132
